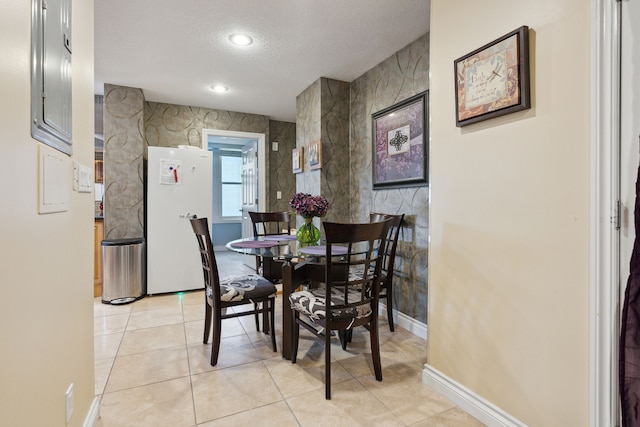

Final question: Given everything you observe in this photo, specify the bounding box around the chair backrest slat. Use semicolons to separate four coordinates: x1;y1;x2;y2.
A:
369;212;404;275
249;211;292;236
190;217;222;308
322;220;392;316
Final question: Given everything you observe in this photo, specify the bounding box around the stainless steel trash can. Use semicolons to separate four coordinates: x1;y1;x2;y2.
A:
102;238;146;304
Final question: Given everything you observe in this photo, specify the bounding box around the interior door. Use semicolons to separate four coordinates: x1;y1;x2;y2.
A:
620;0;640;299
619;1;640;424
241;141;258;238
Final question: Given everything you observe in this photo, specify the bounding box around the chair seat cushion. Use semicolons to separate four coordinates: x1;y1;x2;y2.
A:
206;274;277;302
289;287;372;322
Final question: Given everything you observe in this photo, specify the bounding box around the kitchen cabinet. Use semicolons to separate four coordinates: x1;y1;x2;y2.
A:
94;159;103;183
94;219;103;297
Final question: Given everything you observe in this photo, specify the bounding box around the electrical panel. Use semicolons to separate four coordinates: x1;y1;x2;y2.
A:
31;0;73;156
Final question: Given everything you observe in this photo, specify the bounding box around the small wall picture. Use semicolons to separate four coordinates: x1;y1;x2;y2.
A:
308;139;322;170
292;147;303;173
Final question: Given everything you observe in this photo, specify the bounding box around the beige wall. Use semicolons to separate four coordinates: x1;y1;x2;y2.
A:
0;0;96;425
428;0;590;426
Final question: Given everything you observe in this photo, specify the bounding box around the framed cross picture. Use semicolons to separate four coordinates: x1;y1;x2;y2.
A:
372;91;428;189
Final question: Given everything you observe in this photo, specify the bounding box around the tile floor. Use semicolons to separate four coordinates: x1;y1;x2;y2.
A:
94;250;484;427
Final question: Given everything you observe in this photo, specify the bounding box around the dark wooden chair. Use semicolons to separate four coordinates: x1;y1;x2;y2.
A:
288;219;392;399
190;217;277;366
369;212;404;332
248;211;292;275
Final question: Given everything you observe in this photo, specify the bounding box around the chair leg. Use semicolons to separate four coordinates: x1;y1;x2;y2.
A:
385;283;395;332
325;326;332;400
203;302;212;344
338;330;348;350
291;311;300;363
269;297;277;352
210;311;222;366
369;319;383;382
254;302;260;332
262;301;269;334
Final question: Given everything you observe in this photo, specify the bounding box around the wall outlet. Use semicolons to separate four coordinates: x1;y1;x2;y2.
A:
276;191;282;199
65;383;74;424
272;141;279;151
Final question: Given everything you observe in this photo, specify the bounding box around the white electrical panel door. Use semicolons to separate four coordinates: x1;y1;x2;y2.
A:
31;0;73;155
147;147;213;294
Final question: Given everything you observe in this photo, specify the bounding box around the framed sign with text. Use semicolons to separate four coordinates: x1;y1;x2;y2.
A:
454;26;530;127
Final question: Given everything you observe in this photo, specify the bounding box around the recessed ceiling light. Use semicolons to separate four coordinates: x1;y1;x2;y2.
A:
229;33;253;46
211;85;229;93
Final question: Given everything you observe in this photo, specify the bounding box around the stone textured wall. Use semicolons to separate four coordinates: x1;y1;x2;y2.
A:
295;79;322;197
295;79;322;230
349;33;430;322
268;120;296;213
103;84;145;239
320;78;350;224
295;78;350;227
104;89;293;238
144;102;270;148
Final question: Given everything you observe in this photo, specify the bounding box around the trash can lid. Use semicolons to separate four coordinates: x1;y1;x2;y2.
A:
101;237;145;246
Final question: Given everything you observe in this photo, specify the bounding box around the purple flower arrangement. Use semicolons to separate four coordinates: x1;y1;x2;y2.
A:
289;192;330;218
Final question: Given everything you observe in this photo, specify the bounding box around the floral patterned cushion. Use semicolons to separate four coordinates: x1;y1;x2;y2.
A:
206;274;277;302
289;287;372;322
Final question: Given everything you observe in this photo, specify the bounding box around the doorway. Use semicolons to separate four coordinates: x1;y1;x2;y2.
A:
593;1;639;425
201;129;266;248
617;1;640;425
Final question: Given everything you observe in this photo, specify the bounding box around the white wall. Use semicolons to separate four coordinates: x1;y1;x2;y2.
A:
0;0;96;425
428;0;590;425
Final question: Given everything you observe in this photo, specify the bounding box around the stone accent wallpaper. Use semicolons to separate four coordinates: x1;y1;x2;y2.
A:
320;78;350;224
295;78;350;228
144;102;270;148
350;33;430;323
104;89;295;239
103;84;145;239
295;79;322;230
269;120;296;213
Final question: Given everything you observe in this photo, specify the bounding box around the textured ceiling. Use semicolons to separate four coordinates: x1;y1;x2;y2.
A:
94;0;430;123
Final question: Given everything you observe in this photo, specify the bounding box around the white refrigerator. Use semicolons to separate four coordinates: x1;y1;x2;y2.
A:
147;146;212;294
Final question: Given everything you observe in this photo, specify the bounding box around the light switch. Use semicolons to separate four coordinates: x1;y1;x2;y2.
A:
78;164;92;193
73;161;79;191
272;142;279;151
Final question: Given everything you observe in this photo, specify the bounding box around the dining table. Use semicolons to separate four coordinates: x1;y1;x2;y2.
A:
225;235;349;360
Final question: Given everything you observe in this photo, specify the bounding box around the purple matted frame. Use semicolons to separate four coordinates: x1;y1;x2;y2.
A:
372;91;428;189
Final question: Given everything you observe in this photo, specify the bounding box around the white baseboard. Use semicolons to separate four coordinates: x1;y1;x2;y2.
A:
83;396;100;427
422;364;527;427
379;302;428;340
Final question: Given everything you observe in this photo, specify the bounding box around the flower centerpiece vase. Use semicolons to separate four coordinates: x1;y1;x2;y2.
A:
296;217;320;246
